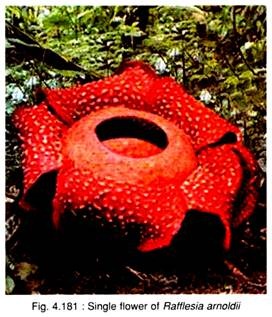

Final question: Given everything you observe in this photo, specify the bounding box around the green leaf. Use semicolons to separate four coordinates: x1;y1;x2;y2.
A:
6;276;15;294
224;76;240;88
240;70;254;80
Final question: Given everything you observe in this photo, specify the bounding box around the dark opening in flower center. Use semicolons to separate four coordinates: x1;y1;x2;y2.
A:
95;116;169;158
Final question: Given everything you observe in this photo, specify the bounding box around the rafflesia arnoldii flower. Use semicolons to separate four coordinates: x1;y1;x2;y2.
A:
12;61;258;252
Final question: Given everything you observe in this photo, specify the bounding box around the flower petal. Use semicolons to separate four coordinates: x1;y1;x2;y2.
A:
53;166;188;252
231;143;258;227
43;61;157;124
12;103;66;208
144;76;242;150
181;143;257;249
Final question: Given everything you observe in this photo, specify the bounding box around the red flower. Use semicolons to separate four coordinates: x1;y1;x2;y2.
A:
12;61;258;252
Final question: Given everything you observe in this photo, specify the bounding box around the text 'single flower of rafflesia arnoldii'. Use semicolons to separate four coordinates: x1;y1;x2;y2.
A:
13;61;258;252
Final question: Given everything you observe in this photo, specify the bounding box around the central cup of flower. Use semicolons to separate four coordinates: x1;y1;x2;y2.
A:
53;105;200;250
95;116;168;158
62;106;197;182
